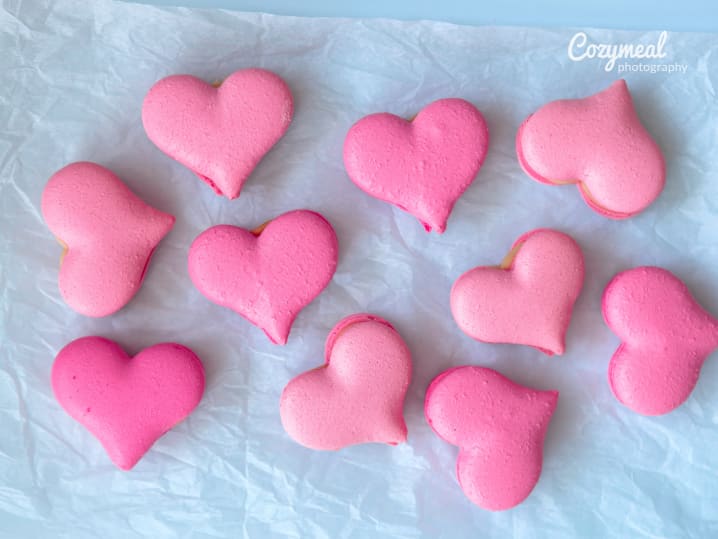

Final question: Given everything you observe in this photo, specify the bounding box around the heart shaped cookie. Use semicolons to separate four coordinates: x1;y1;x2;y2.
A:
516;79;665;218
142;68;293;199
450;228;584;355
51;336;205;470
343;98;489;233
188;210;338;345
425;366;558;511
41;162;175;317
280;314;412;450
603;266;718;415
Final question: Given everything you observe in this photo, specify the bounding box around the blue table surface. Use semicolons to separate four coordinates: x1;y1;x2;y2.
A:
128;0;717;32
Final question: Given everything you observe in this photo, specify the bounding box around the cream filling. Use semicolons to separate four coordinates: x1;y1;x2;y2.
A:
251;220;270;236
498;240;525;270
57;237;68;266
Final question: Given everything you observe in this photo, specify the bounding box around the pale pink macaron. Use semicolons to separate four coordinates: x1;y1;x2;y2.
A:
343;98;489;233
188;210;338;345
142;68;293;199
280;314;412;450
603;266;718;415
451;228;584;355
51;336;205;470
425;366;558;511
516;79;665;218
41;162;175;317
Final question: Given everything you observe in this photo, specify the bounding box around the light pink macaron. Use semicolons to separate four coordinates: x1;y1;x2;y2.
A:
516;79;665;218
41;162;175;317
451;228;584;355
142;68;293;199
280;314;412;450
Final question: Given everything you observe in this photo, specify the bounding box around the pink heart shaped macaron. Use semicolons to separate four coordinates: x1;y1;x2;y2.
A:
280;314;412;450
188;210;338;345
52;336;205;470
516;79;665;218
41;162;175;317
603;266;718;415
343;98;489;233
450;228;584;355
142;68;293;199
425;366;558;511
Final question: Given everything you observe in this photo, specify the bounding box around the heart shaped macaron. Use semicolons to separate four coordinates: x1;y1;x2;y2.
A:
450;228;584;355
425;366;558;511
188;210;338;345
142;68;293;199
52;336;205;470
41;162;175;317
280;314;412;450
516;79;665;218
603;266;718;415
343;98;489;233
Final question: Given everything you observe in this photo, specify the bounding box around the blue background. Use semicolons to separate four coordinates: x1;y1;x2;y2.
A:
127;0;718;32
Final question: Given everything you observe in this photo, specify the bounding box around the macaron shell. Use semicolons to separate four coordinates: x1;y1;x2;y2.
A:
51;336;205;470
41;162;175;317
279;314;412;450
602;266;718;415
343;98;489;233
516;79;665;218
142;68;293;199
425;366;558;511
188;210;338;345
450;228;584;355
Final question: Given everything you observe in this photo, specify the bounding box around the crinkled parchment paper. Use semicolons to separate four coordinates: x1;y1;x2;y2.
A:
1;0;717;537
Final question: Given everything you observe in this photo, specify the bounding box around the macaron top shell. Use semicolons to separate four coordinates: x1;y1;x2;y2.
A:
603;266;718;415
142;68;293;199
41;162;175;317
51;336;205;470
280;314;412;450
425;366;558;511
188;210;338;345
450;228;584;355
516;79;665;218
343;98;489;233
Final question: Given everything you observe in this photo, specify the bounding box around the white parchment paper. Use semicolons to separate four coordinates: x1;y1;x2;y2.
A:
1;1;717;537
